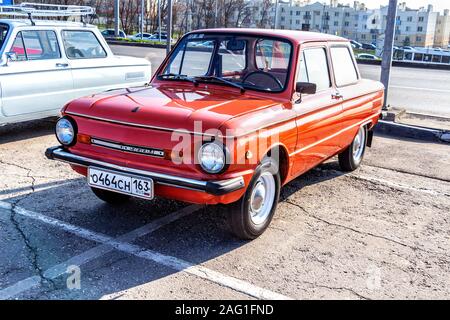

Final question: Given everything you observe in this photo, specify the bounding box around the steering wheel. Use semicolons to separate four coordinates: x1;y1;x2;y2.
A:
67;47;85;58
242;71;283;90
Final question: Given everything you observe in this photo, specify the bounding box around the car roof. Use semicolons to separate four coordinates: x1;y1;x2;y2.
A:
0;19;95;28
191;28;347;44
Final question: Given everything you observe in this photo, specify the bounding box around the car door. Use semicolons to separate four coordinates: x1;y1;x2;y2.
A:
0;29;73;118
328;44;375;148
61;29;148;98
290;43;344;176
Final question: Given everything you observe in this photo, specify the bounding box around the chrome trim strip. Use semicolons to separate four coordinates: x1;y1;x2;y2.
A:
289;113;379;157
91;138;165;158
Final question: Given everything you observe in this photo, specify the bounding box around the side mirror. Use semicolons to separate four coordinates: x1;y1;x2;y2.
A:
5;52;18;65
296;82;317;95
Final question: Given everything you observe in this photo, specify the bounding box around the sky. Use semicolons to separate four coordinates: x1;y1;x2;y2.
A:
360;0;449;12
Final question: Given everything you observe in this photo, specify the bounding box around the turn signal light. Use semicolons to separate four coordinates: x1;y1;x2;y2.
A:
77;134;91;144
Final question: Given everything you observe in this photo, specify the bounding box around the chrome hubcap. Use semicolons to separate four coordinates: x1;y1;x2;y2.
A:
249;172;276;225
352;126;365;161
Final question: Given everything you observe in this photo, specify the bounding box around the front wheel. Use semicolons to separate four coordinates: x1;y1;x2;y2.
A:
227;158;281;240
338;125;367;172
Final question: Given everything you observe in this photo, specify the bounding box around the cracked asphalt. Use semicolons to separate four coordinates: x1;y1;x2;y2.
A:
0;119;449;300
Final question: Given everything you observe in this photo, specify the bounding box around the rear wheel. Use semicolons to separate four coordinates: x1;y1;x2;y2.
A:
227;157;281;240
91;187;130;205
338;125;367;172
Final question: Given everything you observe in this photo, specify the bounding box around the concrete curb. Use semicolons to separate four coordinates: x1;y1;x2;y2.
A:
374;120;450;143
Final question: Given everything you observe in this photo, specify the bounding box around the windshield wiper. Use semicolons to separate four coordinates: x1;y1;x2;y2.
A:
194;76;245;93
159;73;198;86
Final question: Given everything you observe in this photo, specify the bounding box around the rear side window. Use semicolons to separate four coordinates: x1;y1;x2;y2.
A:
10;30;60;61
62;30;107;59
298;47;331;92
330;46;359;86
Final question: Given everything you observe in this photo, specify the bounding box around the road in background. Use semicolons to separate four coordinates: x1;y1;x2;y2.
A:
111;45;450;118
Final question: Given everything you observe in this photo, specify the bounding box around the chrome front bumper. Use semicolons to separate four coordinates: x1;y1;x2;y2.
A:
45;146;245;196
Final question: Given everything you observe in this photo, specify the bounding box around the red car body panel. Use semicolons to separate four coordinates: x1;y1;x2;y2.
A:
53;29;384;205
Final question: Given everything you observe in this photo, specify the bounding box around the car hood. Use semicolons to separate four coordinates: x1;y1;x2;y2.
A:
64;84;281;133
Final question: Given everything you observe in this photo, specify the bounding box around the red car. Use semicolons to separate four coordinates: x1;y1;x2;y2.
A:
46;29;384;239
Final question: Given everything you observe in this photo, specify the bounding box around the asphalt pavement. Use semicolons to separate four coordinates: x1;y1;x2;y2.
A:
110;45;450;118
0;120;449;300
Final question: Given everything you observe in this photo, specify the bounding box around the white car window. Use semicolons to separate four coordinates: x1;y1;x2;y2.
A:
10;30;61;61
62;30;107;59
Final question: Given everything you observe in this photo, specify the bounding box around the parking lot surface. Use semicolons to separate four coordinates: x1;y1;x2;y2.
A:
0;120;449;299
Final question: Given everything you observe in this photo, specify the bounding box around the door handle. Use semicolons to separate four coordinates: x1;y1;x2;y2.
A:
56;63;69;68
332;93;343;100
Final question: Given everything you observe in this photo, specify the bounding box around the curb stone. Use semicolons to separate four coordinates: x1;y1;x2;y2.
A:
374;120;450;143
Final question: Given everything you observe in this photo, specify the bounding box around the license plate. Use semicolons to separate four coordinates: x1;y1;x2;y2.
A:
88;167;153;200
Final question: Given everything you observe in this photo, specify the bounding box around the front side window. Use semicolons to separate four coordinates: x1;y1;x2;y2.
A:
0;24;9;51
62;30;107;59
161;34;292;93
10;30;60;61
330;46;358;87
298;47;331;92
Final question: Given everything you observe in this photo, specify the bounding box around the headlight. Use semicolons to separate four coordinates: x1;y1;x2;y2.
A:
198;143;226;174
55;117;76;146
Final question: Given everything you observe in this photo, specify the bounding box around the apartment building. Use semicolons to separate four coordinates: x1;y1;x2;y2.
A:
434;9;450;48
270;0;447;48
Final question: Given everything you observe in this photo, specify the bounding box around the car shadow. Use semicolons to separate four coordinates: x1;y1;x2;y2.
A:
0;161;347;299
0;118;56;144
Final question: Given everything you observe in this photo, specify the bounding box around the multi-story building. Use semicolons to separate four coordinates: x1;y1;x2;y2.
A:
269;0;447;48
434;9;450;48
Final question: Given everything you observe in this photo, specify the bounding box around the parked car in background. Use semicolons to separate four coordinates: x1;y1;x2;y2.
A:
101;28;126;39
128;32;153;41
148;34;174;43
357;53;381;60
0;19;151;125
46;28;384;239
350;40;362;49
361;43;376;50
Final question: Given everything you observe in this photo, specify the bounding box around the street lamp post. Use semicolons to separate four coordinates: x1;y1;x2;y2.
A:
158;0;161;42
273;0;279;29
140;0;145;40
380;0;398;109
166;0;173;55
114;0;120;37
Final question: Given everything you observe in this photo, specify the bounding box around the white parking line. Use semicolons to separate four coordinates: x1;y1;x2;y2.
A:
0;202;200;299
0;201;292;300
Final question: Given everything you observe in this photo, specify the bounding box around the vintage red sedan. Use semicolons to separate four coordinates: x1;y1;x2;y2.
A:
46;29;384;239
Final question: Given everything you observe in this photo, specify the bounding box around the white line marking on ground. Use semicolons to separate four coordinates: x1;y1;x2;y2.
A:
350;174;448;196
0;201;292;300
390;85;450;93
0;202;201;299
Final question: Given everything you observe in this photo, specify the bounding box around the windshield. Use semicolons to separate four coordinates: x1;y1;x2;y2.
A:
160;33;293;92
0;24;9;51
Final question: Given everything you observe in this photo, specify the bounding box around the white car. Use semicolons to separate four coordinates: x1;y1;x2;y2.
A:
357;53;381;60
128;32;153;41
0;20;151;125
